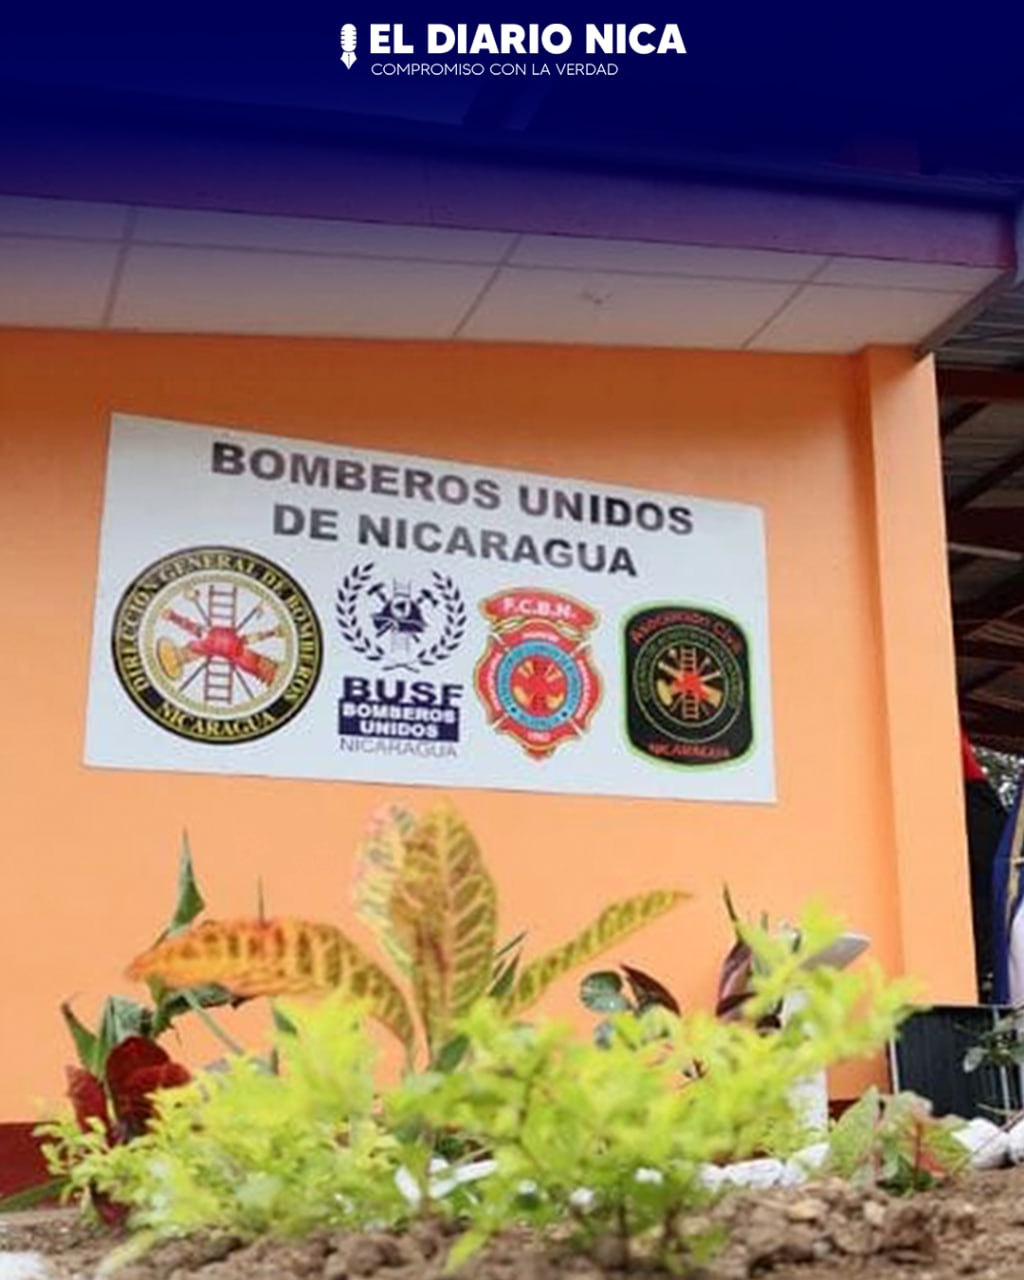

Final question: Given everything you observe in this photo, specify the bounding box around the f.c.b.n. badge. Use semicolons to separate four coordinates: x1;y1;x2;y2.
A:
474;589;601;760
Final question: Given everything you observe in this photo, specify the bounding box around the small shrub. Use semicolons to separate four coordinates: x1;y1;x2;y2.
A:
826;1086;969;1192
41;998;409;1239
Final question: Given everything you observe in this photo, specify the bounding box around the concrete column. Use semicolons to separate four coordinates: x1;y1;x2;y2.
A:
857;346;974;1001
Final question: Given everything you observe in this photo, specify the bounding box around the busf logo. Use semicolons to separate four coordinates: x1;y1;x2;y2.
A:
340;24;357;67
336;561;467;754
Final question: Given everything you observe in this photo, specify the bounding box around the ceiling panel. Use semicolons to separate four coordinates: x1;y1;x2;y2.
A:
461;267;795;347
815;258;1003;292
0;195;1006;353
510;235;826;281
750;284;973;353
0;239;120;326
0;196;128;240
112;246;492;337
133;208;516;263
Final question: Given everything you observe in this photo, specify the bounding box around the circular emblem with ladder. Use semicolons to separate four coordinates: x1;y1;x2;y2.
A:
111;547;322;743
624;605;752;766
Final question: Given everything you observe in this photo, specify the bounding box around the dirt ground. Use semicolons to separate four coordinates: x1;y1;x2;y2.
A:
3;1167;1023;1280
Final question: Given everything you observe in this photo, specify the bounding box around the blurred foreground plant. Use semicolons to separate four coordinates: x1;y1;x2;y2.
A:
42;904;919;1269
41;997;406;1239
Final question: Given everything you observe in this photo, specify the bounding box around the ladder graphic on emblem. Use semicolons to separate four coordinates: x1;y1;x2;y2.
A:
202;658;235;705
656;643;724;723
202;584;240;705
206;583;238;627
679;646;701;721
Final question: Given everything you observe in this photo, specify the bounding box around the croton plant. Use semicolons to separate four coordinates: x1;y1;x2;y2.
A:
127;802;687;1071
7;803;686;1213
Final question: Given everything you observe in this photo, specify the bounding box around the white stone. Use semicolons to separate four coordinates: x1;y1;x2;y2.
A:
0;1254;51;1280
394;1166;423;1205
785;1140;830;1183
787;1071;830;1135
396;1154;498;1204
953;1117;1010;1169
779;1141;829;1188
1007;1117;1024;1164
715;1157;787;1189
453;1159;497;1185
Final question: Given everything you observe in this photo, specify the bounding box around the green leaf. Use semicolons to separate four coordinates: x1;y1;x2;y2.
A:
353;804;417;975
722;883;741;931
493;931;527;965
168;833;205;935
489;953;523;1002
580;970;631;1013
446;1227;489;1269
271;1003;298;1037
97;995;151;1073
159;983;241;1018
826;1087;881;1179
506;888;688;1016
922;1120;971;1177
61;1001;100;1073
127;917;417;1057
177;988;246;1057
388;804;498;1052
0;1177;67;1211
488;932;527;1001
431;1034;470;1073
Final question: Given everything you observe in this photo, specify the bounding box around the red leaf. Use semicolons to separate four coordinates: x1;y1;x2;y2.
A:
715;939;755;1020
93;1192;129;1229
106;1038;190;1132
66;1066;110;1136
120;1063;191;1127
621;964;682;1015
104;1037;170;1092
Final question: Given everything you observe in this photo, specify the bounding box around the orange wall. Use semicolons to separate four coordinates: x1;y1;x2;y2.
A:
0;330;971;1119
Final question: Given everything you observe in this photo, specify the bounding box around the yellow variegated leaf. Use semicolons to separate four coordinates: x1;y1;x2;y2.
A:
352;804;416;975
388;804;498;1052
505;889;689;1016
126;917;415;1054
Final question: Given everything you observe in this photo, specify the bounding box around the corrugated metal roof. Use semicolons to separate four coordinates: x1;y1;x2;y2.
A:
940;283;1024;369
938;289;1024;753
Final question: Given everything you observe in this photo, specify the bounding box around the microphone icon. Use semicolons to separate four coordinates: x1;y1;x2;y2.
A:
340;24;357;68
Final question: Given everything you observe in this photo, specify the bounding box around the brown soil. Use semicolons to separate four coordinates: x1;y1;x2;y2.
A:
2;1167;1021;1280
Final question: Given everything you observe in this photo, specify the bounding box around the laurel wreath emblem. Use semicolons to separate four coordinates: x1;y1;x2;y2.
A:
336;563;387;662
336;562;467;669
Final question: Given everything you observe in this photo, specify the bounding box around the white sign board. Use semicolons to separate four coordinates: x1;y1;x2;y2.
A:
85;415;775;803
